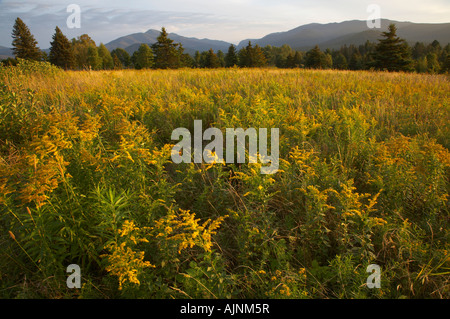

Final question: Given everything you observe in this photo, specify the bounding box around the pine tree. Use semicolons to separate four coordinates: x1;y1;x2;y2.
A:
372;24;413;72
238;42;267;67
305;45;326;69
349;52;364;70
205;48;220;68
285;53;295;68
11;17;42;61
333;53;348;70
49;26;75;69
442;53;450;73
152;27;180;69
293;51;303;68
225;44;238;67
238;41;252;67
426;53;440;74
252;44;267;67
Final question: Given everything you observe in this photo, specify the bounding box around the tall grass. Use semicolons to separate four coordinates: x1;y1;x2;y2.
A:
0;61;449;298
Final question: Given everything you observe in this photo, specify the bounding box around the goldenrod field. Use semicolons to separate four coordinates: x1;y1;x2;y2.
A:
0;60;449;298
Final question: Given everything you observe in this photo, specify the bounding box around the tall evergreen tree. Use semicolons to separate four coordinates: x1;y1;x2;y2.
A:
152;27;180;69
204;48;221;68
49;26;75;69
305;45;327;69
238;42;267;67
442;53;450;73
372;24;413;72
252;44;267;67
225;44;238;67
11;17;42;61
333;52;348;70
238;41;253;67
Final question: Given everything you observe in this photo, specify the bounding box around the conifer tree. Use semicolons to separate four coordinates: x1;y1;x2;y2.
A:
152;27;180;69
205;48;221;68
49;26;75;69
305;45;327;69
252;44;267;67
11;17;42;61
372;24;413;72
225;44;238;67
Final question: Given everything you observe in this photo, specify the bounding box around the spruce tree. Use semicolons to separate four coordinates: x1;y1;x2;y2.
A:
252;44;267;67
205;49;220;68
238;41;253;67
305;45;326;69
442;53;450;73
152;27;180;69
49;26;75;69
225;44;238;67
372;24;413;72
333;53;348;70
11;17;42;61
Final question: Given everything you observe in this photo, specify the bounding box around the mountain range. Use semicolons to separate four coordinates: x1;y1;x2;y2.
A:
2;19;450;59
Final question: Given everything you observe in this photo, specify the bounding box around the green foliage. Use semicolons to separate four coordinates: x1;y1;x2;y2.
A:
71;34;97;70
238;42;267;67
49;26;75;70
372;24;414;72
132;44;154;70
225;44;239;67
97;43;114;70
87;45;102;70
11;17;42;61
304;45;331;69
0;68;448;299
111;48;131;68
152;27;182;69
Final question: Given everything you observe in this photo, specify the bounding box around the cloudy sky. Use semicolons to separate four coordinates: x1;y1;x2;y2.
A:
1;0;449;48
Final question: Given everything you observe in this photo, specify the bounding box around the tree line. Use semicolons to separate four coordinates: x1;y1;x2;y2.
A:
4;17;450;73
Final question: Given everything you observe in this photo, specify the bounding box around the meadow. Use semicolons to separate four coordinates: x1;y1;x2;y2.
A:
0;60;449;298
